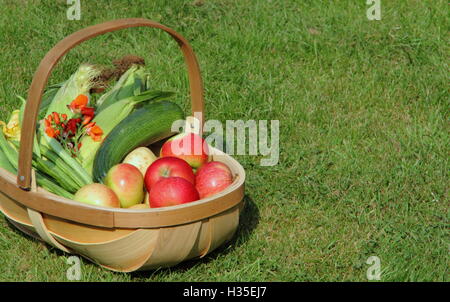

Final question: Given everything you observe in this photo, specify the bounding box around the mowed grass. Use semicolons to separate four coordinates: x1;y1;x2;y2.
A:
0;0;448;281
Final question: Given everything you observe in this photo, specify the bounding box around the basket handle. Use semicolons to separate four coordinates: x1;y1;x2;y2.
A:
17;18;205;190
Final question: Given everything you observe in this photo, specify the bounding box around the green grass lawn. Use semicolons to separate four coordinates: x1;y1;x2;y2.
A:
0;0;448;281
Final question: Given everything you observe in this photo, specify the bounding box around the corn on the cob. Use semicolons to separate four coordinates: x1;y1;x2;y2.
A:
96;65;146;112
44;64;101;120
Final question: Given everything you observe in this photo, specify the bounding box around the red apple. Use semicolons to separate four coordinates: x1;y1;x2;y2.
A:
74;183;120;208
160;132;209;168
105;163;145;208
195;161;233;199
144;156;195;191
149;177;200;208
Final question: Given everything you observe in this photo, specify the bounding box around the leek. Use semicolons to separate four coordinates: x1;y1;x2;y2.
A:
39;144;86;188
35;172;74;199
0;141;73;199
46;136;93;185
0;131;18;169
9;140;83;193
32;156;79;193
0;147;15;173
16;95;41;158
0;137;69;198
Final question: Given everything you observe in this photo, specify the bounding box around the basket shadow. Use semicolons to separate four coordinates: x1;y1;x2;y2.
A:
3;217;69;259
129;194;260;279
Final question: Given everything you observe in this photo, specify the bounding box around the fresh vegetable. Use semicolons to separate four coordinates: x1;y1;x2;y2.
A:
93;100;184;182
44;64;101;121
0;147;15;173
0;131;73;198
38;64;101;153
105;163;145;208
43;96;103;157
122;147;157;176
8;100;91;192
32;155;79;193
0;131;19;170
79;90;175;175
96;65;147;112
38;81;65;120
36;172;74;199
74;183;120;208
45;137;93;186
0;58;190;203
9;138;81;193
39;144;86;188
16;96;41;158
0;109;21;142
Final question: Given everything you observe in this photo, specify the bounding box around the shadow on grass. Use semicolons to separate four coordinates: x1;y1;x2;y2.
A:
4;217;40;244
129;194;260;279
4;217;67;258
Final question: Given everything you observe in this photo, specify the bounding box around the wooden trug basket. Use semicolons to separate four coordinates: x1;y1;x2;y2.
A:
0;18;245;272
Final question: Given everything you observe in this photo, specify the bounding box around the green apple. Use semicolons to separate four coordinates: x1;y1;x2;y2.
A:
105;163;145;208
74;183;120;208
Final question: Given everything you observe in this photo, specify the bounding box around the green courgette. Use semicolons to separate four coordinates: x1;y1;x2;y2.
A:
93;100;185;182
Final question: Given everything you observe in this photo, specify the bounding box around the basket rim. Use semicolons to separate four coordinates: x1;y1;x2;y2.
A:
0;147;245;229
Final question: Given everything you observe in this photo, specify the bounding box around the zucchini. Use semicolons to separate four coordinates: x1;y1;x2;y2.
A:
93;100;184;182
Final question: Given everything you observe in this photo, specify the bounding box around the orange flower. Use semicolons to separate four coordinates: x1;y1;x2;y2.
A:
81;106;95;117
84;122;95;129
66;118;81;135
44;117;51;128
52;112;60;125
82;115;93;126
45;126;57;138
44;114;60;138
81;107;95;126
68;94;89;113
85;122;103;142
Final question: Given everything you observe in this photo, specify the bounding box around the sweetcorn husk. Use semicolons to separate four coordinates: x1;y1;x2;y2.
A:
44;63;101;119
